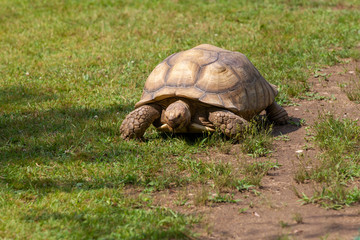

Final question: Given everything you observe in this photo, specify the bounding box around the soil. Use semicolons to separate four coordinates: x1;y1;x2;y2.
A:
154;60;360;240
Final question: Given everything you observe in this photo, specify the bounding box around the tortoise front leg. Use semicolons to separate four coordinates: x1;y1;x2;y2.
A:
120;104;162;140
208;110;248;137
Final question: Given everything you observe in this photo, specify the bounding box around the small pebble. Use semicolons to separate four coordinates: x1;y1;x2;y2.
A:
253;212;260;217
296;150;303;153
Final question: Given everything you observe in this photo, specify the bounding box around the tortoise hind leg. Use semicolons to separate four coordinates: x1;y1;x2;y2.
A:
120;104;162;140
208;110;248;137
265;102;289;125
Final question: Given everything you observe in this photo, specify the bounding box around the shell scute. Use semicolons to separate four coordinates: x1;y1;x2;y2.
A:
196;60;239;93
199;93;223;107
144;62;169;92
166;61;200;87
168;48;218;67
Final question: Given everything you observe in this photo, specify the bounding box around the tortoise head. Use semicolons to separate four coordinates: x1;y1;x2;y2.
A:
164;100;191;131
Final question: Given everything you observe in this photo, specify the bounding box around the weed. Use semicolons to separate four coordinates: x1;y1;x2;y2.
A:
296;113;360;209
238;208;248;214
299;92;332;101
302;185;360;209
193;187;210;206
288;118;306;127
313;69;330;80
251;189;262;196
293;156;312;184
274;134;290;142
314;113;360;153
176;157;241;191
175;189;189;206
294;167;310;184
197;130;227;148
208;193;241;203
340;70;360;103
292;213;303;224
208;161;237;190
239;120;273;157
236;179;255;192
239;160;281;187
217;141;233;154
279;220;290;228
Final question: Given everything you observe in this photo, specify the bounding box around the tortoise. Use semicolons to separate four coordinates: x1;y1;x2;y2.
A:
120;44;288;140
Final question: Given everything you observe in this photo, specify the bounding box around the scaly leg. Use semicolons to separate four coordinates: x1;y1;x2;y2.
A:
120;104;162;140
265;102;289;125
208;110;248;137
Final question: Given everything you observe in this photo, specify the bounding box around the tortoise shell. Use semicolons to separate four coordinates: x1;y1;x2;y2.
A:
135;44;278;119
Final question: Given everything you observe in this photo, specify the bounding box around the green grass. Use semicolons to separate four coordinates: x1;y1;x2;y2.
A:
0;187;197;239
1;0;360;238
340;67;360;103
240;119;274;157
241;160;281;186
296;113;360;209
